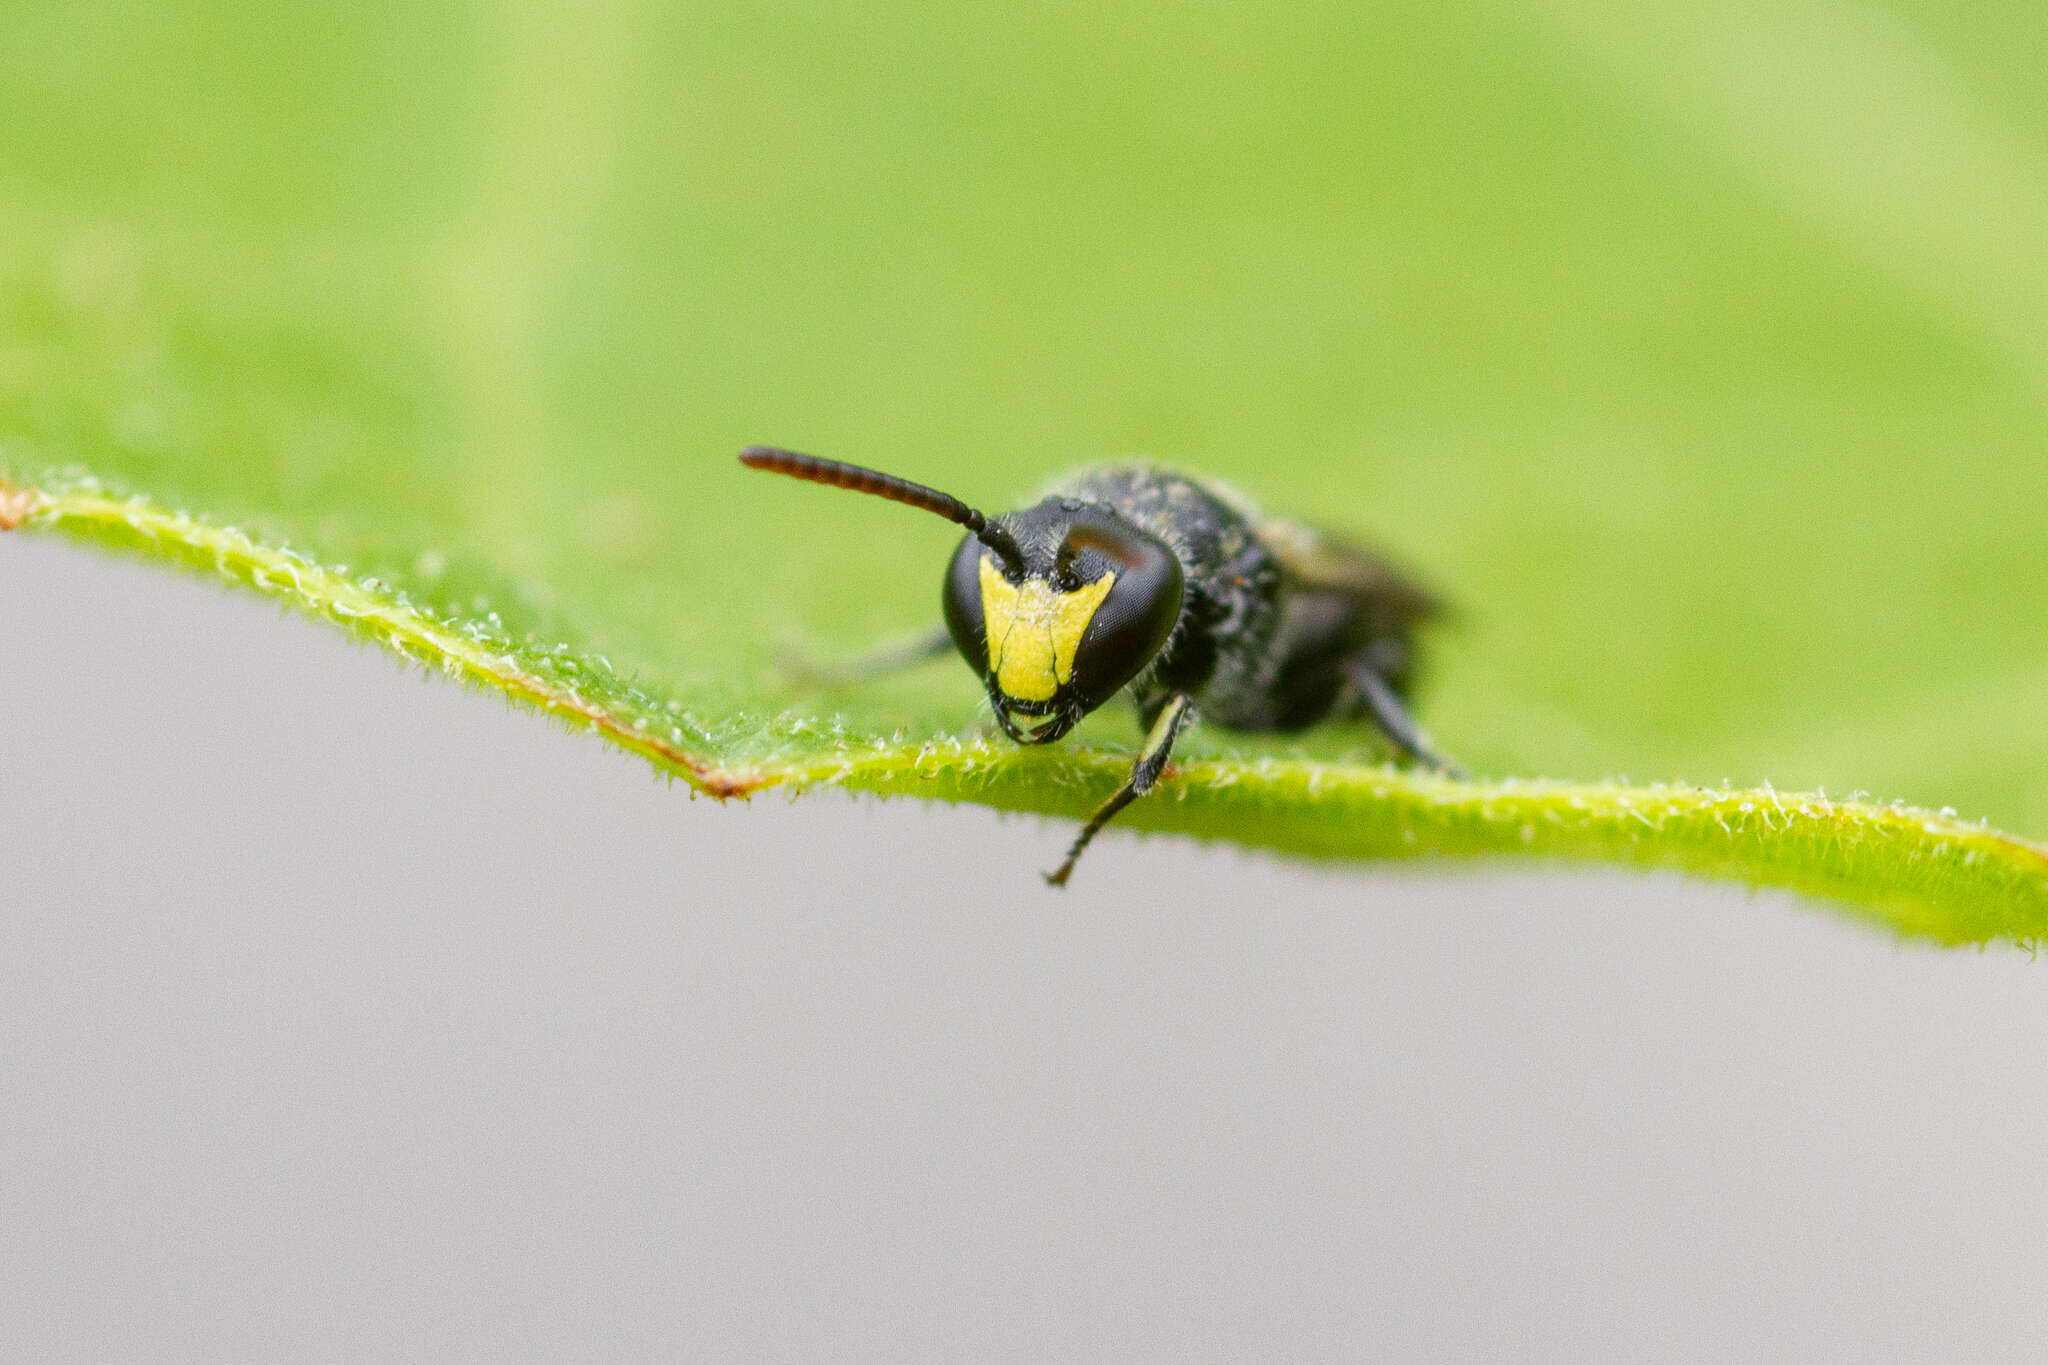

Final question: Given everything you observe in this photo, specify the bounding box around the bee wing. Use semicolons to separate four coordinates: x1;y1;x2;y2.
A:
1257;515;1445;636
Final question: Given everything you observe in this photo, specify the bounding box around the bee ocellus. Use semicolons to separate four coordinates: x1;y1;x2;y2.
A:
740;447;1463;886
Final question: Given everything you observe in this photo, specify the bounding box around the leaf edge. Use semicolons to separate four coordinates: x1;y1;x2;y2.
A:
7;472;2044;946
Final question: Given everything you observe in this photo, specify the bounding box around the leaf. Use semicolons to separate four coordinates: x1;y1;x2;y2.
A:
4;0;2047;941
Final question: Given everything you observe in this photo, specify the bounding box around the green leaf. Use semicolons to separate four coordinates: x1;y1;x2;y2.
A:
4;0;2046;941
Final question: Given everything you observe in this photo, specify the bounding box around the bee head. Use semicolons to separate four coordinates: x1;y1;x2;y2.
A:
940;500;1183;744
737;447;1182;745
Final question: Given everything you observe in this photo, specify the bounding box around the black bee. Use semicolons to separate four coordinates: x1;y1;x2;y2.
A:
740;447;1462;885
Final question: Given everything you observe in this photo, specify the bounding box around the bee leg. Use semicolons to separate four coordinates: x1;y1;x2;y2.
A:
1045;692;1195;888
780;625;953;688
1343;654;1467;779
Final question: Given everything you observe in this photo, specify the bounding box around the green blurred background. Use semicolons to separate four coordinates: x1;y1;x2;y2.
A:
2;0;2043;830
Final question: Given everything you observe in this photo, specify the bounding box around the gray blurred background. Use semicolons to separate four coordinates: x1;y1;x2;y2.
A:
4;533;2046;1362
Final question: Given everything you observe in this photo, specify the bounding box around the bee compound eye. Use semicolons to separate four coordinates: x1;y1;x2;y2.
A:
1065;520;1184;706
941;531;991;674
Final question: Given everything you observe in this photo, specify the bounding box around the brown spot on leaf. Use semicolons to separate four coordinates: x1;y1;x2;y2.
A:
0;482;44;531
697;768;765;800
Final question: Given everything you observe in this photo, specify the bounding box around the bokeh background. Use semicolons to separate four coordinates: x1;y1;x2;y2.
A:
9;506;2048;1361
4;0;2045;823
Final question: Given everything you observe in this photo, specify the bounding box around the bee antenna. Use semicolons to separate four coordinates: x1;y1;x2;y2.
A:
739;446;1024;568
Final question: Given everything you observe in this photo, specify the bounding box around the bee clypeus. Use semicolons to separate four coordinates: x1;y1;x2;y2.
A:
740;447;1462;886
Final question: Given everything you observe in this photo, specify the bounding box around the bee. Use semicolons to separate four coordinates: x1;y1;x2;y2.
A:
740;447;1462;886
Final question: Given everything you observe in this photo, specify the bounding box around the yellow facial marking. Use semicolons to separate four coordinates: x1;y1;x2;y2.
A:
978;556;1117;702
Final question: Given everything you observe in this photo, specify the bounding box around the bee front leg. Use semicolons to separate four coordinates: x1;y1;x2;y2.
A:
781;625;953;688
1045;692;1196;888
